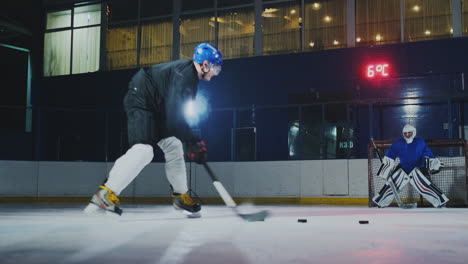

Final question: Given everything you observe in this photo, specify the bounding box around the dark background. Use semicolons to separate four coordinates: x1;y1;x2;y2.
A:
1;0;468;161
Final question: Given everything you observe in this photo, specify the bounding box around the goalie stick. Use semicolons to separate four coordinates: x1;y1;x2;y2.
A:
371;138;417;209
202;162;269;222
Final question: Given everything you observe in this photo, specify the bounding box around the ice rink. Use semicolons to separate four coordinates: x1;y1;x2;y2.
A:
1;204;468;264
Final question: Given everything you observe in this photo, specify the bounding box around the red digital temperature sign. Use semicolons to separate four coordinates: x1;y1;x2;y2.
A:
366;64;389;78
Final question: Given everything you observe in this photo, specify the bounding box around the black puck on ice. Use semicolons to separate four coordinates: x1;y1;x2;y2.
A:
359;220;369;224
298;219;307;223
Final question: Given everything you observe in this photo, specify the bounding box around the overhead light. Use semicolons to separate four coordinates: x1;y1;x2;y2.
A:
309;41;315;47
312;2;321;10
412;5;420;12
262;8;279;18
264;8;279;13
450;28;453;34
324;16;332;22
333;40;339;45
376;34;382;41
356;37;361;42
425;30;431;36
290;9;296;15
210;17;226;23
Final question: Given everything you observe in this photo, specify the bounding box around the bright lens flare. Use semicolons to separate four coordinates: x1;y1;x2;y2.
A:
184;94;210;127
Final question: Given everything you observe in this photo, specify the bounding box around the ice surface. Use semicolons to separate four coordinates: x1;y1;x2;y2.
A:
1;204;468;264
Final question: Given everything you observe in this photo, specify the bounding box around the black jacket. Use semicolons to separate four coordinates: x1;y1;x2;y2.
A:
126;59;199;142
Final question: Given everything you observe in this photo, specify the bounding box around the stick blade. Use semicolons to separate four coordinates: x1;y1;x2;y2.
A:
238;210;269;222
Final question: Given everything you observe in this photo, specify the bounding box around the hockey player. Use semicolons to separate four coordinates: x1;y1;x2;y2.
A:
372;124;449;208
84;42;223;217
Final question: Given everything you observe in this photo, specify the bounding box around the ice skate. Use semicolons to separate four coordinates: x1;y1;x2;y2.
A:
84;186;123;216
172;193;201;218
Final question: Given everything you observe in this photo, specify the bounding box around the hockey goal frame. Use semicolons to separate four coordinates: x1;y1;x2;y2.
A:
368;139;468;207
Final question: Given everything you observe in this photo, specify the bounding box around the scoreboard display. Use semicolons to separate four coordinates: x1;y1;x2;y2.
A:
365;63;390;78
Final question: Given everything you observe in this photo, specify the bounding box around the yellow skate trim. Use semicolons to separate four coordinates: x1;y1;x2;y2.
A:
99;185;120;205
173;193;195;206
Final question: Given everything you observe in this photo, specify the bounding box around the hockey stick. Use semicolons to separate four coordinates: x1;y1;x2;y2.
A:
371;138;417;209
202;162;269;222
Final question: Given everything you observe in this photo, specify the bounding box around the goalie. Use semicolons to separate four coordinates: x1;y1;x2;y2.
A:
372;124;449;208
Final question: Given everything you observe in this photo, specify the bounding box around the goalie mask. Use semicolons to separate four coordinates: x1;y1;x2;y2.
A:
402;124;416;144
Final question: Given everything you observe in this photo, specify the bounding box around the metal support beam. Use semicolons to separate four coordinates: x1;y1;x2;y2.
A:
346;0;355;48
400;0;405;42
254;0;263;56
172;0;182;60
452;0;462;38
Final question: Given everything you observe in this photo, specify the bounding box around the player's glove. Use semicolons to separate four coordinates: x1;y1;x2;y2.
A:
186;138;207;164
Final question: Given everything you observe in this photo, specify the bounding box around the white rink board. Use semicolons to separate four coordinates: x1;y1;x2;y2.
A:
323;160;349;195
37;162;108;197
0;161;38;196
0;159;368;198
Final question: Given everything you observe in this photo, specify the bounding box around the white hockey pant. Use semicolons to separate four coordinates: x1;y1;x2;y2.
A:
372;168;449;208
157;137;188;194
105;144;154;195
104;137;188;196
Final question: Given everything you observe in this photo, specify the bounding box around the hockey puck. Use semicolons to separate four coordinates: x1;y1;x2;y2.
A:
359;220;369;224
298;219;307;223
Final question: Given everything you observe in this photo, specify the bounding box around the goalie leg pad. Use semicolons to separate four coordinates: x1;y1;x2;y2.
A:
372;168;410;207
372;183;393;207
377;156;395;180
409;169;449;207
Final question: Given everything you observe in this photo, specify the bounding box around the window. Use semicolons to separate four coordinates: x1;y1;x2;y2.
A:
74;5;101;27
218;7;255;59
180;13;215;59
262;1;301;55
404;0;452;42
356;0;400;46
72;27;100;74
46;10;72;29
106;24;138;70
44;4;101;76
140;20;173;67
304;0;347;51
464;0;468;36
44;31;72;76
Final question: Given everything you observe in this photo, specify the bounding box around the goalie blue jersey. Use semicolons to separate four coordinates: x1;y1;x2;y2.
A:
385;138;435;174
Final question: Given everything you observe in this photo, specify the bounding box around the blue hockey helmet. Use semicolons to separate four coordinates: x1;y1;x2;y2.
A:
193;42;223;66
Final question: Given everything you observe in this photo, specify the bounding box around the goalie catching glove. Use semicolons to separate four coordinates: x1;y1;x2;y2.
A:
426;157;444;174
186;138;207;164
